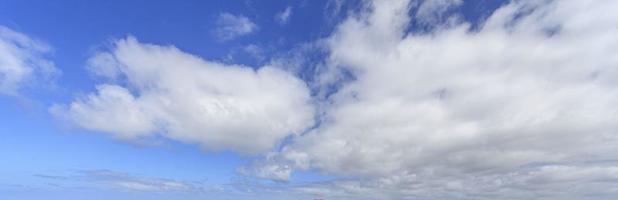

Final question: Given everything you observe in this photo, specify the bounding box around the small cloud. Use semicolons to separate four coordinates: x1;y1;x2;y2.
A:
243;44;265;61
276;6;293;25
214;13;258;41
237;153;295;182
34;174;69;180
239;163;292;182
37;169;209;193
415;0;463;26
0;26;60;96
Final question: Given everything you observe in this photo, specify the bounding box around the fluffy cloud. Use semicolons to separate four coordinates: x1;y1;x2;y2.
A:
47;0;618;198
214;13;258;41
0;26;58;95
52;37;314;154
255;0;618;198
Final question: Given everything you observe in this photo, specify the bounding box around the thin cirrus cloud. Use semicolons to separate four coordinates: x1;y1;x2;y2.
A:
414;0;462;25
35;169;217;194
251;0;618;199
51;36;314;154
276;6;293;25
0;26;59;96
214;13;258;41
70;170;198;192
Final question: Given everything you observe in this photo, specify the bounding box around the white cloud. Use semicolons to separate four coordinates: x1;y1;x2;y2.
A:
414;0;462;26
81;170;195;192
243;44;265;61
36;169;219;193
288;163;618;200
253;0;618;198
215;13;258;41
0;26;59;95
276;6;293;25
240;163;292;182
52;84;157;139
43;0;618;198
239;153;294;182
52;36;314;154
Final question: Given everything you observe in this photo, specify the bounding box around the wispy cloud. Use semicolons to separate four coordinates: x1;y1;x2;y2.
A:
30;169;321;199
276;6;293;25
243;44;265;61
34;169;215;193
214;13;258;41
0;26;59;96
77;170;198;192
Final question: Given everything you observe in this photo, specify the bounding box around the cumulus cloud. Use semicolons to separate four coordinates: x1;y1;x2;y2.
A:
276;6;293;25
52;37;314;154
253;0;618;198
46;0;618;198
214;13;258;41
0;26;58;95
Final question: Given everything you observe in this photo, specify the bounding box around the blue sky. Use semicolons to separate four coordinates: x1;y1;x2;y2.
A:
0;1;338;199
2;0;618;199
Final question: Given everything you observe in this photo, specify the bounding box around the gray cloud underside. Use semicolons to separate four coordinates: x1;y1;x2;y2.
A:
260;0;618;199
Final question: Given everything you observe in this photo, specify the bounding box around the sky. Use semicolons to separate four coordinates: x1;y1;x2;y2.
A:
1;0;618;199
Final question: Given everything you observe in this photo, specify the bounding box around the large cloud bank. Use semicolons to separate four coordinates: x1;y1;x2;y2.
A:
54;0;618;199
261;0;618;199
